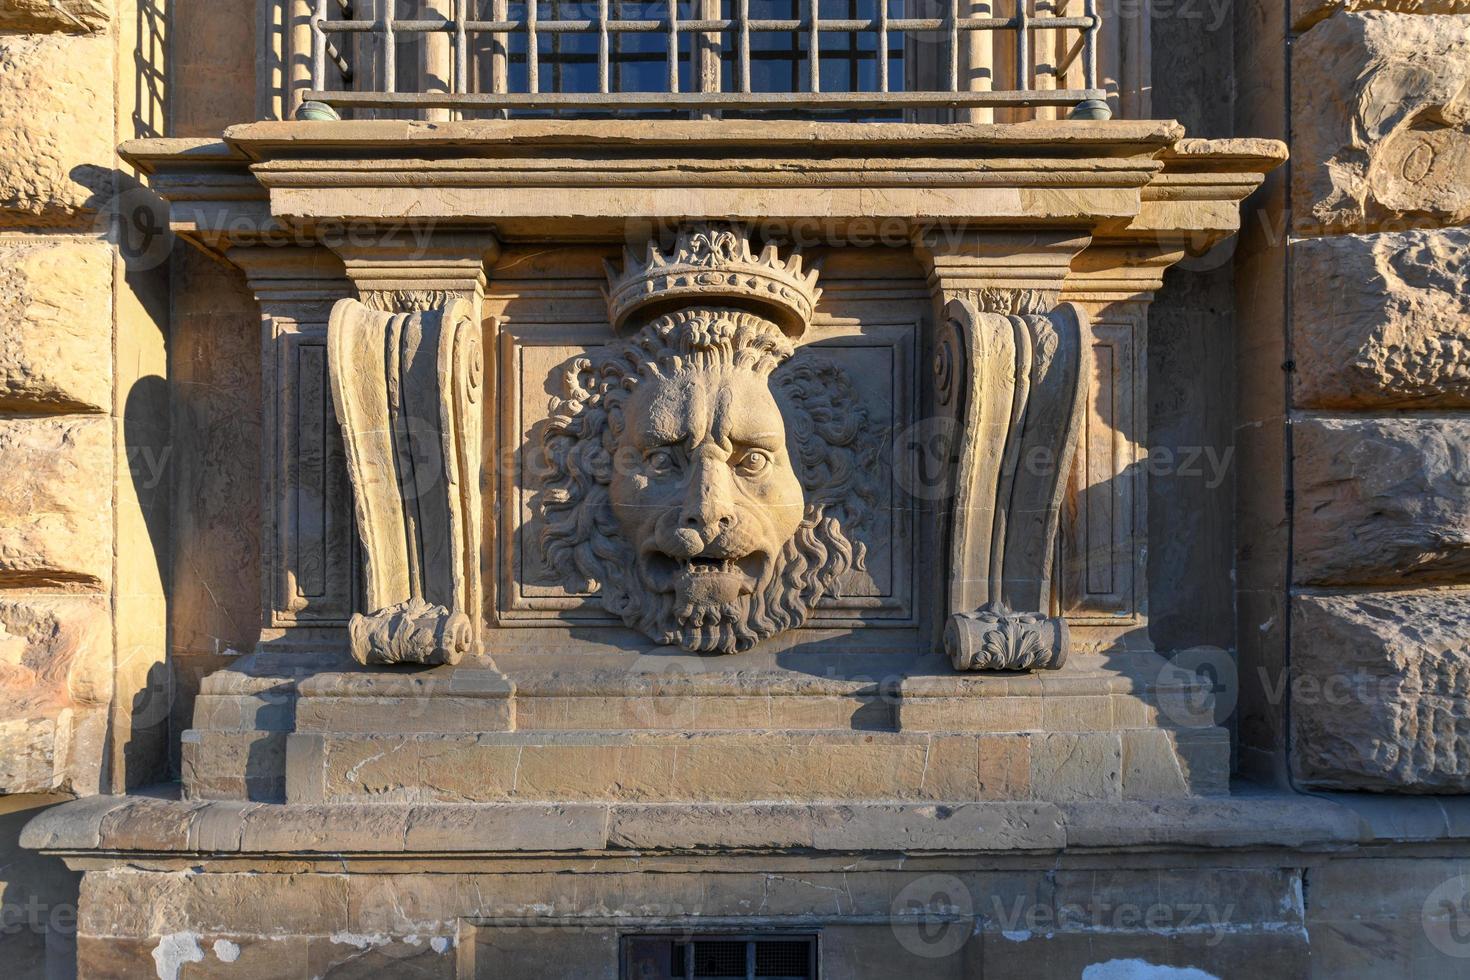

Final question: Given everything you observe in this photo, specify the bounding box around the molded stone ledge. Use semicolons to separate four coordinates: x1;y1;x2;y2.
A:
21;791;1386;859
120;121;1282;254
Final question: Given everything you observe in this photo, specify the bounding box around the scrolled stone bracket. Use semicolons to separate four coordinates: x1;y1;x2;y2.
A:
933;297;1087;673
327;296;486;667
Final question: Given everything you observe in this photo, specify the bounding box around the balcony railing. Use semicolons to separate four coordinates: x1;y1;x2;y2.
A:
297;0;1107;119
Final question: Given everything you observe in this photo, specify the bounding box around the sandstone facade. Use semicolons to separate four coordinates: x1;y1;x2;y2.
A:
1293;0;1470;31
1292;12;1470;234
0;34;114;228
1292;228;1470;409
0;0;110;33
3;0;1470;975
1292;589;1470;791
0;417;112;589
1293;417;1470;586
0;237;113;413
1284;0;1470;804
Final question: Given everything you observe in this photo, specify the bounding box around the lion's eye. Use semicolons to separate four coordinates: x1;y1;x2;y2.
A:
645;449;677;475
736;449;772;475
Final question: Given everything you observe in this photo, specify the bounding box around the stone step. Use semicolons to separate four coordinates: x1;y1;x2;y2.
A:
285;726;1229;805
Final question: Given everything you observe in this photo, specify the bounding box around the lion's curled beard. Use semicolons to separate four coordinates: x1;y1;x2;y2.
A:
605;513;857;654
539;310;877;654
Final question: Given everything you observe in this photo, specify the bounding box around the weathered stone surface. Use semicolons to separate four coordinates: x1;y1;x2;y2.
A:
0;587;110;796
1292;13;1470;233
1293;0;1470;31
1308;855;1470;979
0;595;110;731
0;237;112;412
1293;589;1470;792
1293;417;1470;586
0;416;111;588
0;0;110;32
1293;229;1470;409
0;35;114;228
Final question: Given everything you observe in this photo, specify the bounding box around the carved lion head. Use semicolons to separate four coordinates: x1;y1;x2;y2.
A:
539;307;876;653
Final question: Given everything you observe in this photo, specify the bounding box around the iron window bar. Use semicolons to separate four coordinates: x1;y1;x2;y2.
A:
303;0;1105;117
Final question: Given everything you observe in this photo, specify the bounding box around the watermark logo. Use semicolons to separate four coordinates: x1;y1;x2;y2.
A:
1424;875;1470;959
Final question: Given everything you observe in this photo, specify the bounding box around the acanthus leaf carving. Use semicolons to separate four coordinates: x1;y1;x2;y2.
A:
946;600;1068;671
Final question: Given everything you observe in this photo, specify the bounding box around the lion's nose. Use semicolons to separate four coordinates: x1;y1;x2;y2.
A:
680;457;737;541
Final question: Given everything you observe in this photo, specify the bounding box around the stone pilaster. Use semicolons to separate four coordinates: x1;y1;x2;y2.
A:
228;246;357;635
1057;245;1183;653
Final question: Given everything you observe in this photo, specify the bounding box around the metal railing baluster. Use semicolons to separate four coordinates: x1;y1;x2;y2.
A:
877;0;888;92
313;0;329;89
599;0;610;92
738;0;751;93
948;0;958;91
666;0;679;92
806;0;818;93
527;0;539;92
1014;0;1028;93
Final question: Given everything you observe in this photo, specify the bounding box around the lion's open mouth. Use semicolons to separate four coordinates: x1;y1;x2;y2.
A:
643;552;764;599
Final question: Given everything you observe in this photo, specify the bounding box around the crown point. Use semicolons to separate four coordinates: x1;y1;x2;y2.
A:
605;224;821;337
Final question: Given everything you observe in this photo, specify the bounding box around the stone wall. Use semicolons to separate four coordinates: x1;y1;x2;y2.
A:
0;1;171;975
1286;9;1470;789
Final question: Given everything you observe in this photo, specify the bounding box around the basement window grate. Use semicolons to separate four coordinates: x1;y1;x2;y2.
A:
622;933;818;980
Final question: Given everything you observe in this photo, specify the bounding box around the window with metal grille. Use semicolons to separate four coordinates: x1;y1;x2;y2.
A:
276;0;1106;119
622;933;819;980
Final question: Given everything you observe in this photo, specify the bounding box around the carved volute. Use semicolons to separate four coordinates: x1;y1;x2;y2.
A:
936;298;1087;671
327;297;485;666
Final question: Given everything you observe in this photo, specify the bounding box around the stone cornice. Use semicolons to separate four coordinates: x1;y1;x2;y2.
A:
21;790;1378;867
118;121;1284;255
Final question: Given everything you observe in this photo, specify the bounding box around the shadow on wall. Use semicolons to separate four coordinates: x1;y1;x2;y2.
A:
0;796;80;980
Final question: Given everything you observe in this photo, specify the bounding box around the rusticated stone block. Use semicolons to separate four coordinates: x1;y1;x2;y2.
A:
1292;590;1470;792
1293;229;1470;409
0;34;114;228
0;0;110;32
0;416;111;588
1292;12;1470;233
0;593;110;794
0;237;112;412
1292;0;1470;32
0;595;110;713
1294;418;1470;586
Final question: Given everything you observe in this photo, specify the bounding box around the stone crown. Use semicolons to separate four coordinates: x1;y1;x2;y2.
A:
605;225;822;336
